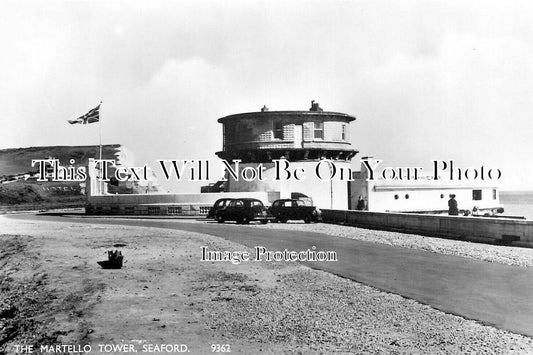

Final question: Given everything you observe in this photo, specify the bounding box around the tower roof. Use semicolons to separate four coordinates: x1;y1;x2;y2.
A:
218;110;356;123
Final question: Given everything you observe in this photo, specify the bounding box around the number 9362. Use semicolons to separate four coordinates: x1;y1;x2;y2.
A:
211;344;231;352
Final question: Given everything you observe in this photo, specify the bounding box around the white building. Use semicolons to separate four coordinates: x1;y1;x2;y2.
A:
349;158;503;215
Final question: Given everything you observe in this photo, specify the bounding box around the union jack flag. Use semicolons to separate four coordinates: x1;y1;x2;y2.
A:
68;103;101;124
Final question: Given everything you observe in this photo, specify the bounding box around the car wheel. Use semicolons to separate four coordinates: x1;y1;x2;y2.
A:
260;219;268;224
241;216;250;224
280;218;288;223
304;215;312;224
216;215;225;223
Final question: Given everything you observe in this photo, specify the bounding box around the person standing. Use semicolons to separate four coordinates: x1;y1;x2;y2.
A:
356;195;366;210
448;194;459;215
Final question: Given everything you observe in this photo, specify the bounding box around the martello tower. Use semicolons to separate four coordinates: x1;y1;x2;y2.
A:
216;101;358;209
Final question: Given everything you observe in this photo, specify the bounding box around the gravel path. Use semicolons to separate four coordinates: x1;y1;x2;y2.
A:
249;221;533;268
199;267;533;354
155;217;533;268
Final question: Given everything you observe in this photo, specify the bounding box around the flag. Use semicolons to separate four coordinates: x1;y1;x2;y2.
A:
68;102;101;124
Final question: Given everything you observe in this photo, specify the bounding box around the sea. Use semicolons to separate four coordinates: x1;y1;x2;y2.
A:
500;191;533;220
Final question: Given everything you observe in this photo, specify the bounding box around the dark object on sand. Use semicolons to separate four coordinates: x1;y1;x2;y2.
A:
97;250;123;269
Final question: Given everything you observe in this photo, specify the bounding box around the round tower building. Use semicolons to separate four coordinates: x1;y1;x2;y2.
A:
216;101;358;209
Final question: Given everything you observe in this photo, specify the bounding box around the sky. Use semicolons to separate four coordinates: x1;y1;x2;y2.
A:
1;0;532;191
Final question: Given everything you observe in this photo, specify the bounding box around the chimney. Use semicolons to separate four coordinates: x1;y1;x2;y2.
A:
310;100;323;112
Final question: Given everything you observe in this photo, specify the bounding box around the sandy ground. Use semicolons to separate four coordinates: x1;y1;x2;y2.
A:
1;215;533;354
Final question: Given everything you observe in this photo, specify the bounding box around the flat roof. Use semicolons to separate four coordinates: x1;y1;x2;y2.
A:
218;110;356;123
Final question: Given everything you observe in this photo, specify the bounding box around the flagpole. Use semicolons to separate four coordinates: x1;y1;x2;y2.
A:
99;101;102;161
98;101;103;194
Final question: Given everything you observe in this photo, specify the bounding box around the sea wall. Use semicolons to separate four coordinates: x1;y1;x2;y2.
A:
321;209;533;247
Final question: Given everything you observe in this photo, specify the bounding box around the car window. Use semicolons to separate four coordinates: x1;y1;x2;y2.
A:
272;201;280;207
283;201;292;207
230;200;244;207
295;200;305;207
251;200;263;207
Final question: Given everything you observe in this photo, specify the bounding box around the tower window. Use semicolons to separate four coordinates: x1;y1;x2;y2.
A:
473;190;482;200
273;121;283;139
341;124;346;140
314;121;324;139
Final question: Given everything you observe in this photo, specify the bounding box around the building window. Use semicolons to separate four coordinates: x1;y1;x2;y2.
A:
199;206;210;214
493;189;497;200
168;206;182;215
341;124;346;140
273;121;283;140
405;194;410;199
314;121;324;139
473;190;482;201
440;194;444;199
148;206;160;215
124;206;135;215
394;194;399;200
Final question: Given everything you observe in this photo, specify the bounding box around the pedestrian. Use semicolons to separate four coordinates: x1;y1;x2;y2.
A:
448;194;458;215
356;195;366;210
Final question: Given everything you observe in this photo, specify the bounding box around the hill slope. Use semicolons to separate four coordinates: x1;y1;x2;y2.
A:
0;144;126;207
0;144;124;177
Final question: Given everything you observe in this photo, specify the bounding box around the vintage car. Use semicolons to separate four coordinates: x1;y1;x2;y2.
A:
215;198;270;224
206;198;234;219
268;199;322;223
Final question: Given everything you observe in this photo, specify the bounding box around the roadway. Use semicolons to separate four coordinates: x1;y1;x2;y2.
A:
7;214;533;338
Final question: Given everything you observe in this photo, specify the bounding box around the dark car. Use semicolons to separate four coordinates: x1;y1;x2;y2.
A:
206;198;234;219
268;199;322;223
215;198;269;224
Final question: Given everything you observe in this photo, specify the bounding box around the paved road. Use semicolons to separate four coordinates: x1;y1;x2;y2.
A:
7;214;533;337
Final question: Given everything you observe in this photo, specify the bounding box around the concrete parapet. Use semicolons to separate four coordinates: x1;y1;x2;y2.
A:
321;209;533;247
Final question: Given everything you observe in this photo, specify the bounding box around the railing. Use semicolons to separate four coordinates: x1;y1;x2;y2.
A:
0;203;84;213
